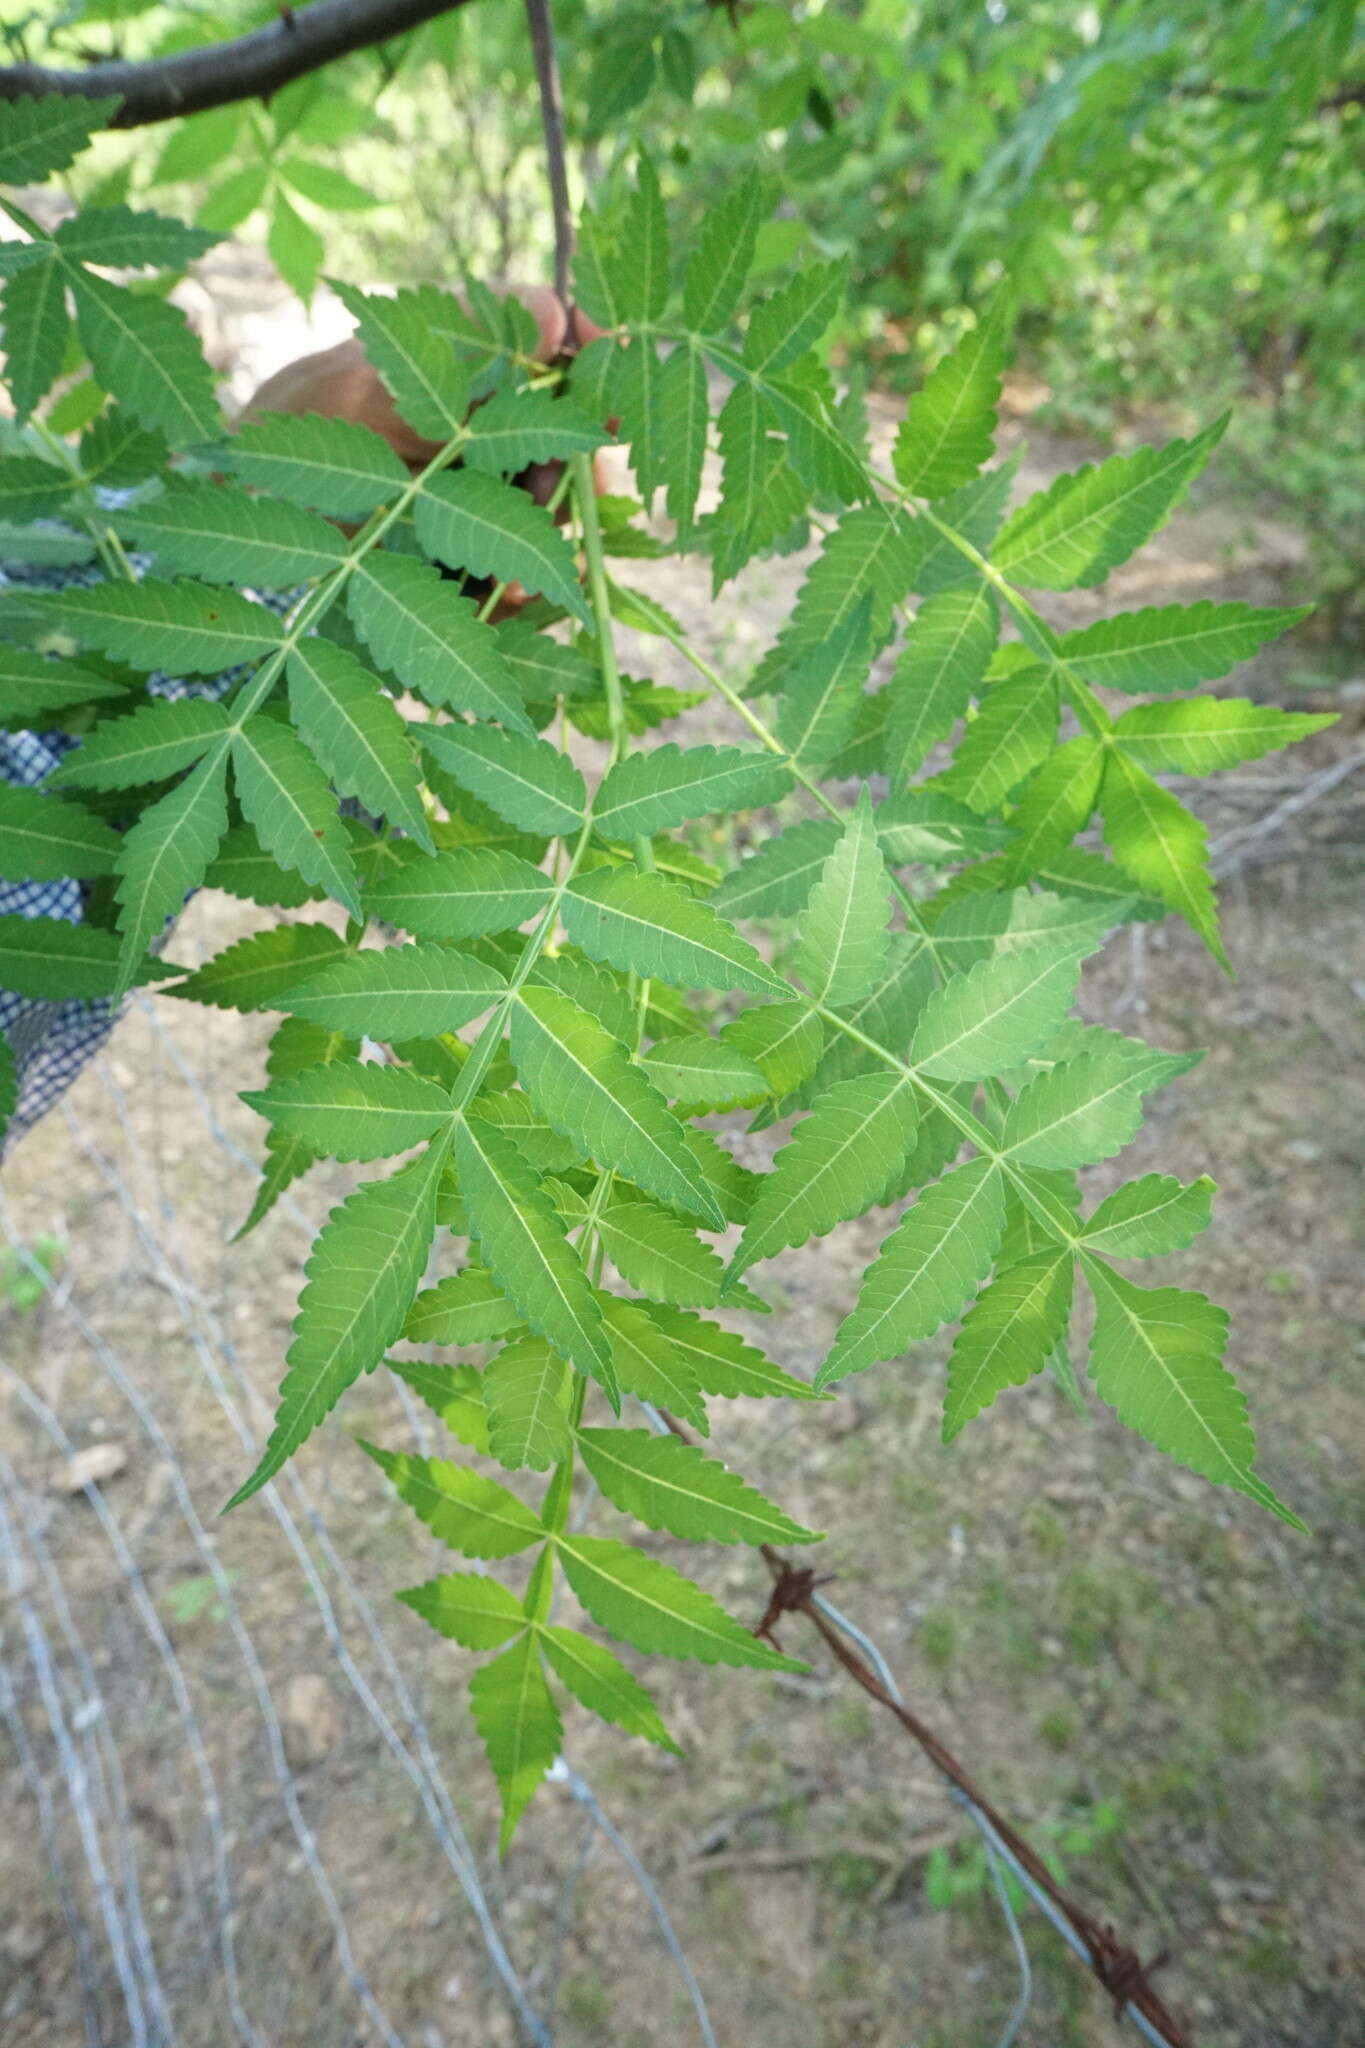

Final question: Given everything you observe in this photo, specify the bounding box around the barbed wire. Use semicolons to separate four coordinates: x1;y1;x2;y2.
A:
642;1400;1190;2047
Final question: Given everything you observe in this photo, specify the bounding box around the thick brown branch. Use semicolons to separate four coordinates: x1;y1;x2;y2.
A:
0;0;477;129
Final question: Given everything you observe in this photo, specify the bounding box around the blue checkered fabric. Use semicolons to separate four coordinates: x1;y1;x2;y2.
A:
1;526;298;1151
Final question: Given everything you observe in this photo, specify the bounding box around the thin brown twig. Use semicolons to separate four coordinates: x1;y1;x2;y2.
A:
1210;749;1364;877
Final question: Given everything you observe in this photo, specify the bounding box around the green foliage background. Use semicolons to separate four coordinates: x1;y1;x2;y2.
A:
6;0;1362;632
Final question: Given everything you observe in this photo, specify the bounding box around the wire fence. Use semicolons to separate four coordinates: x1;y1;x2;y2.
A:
0;895;1216;2048
2;933;741;2048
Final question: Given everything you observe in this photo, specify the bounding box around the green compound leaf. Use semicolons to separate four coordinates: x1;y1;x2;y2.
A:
795;789;892;1008
775;597;875;773
760;369;869;504
1032;1020;1203;1097
30;576;283;673
415;469;590;625
453;1115;619;1403
1080;1174;1215;1259
711;819;841;922
708;381;784;585
0;646;124;726
226;1133;449;1508
578;1428;820;1547
0;783;121;881
681;169;762;335
387;1358;492;1455
77;406;167;489
421;720;585;835
523;949;636;1044
0;95;122;184
1055;600;1313;692
166;923;347;1012
931;887;1126;970
365;845;550;941
1000;736;1106;882
1111;698;1335;776
992;418;1226;591
1100;749;1226;968
602;331;666;504
599;1199;731;1309
116;478;343;587
484;1336;573;1472
885;581;998;785
594;742;790;842
231;715;360;919
751;502;927;692
893;291;1013;499
348;552;531;732
47;699;230;792
563;866;785;996
598;1296;709;1434
54;204;220;271
114;753;230;995
0;913;168;1001
286;639;431;848
1084;1262;1303;1529
817;1156;1007;1389
744;258;846;377
361;1439;545;1556
331;280;470;441
912;450;1018;598
69;269;220;445
910;946;1087;1083
798;933;931;1097
539;1626;680;1754
734;1072;921;1276
640;1305;826;1403
555;1534;803;1671
615;153;670;324
471;1089;585;1175
242;1058;453;1163
933;667;1058;815
0;254;70;421
0;455;73;523
510;986;724;1227
1030;847;1166;921
401;1267;524;1347
641;1035;768;1115
471;1632;561;1856
943;1248;1075;1440
683;1129;761;1229
720;1002;824;1100
573;210;623;328
495;620;598;707
277;942;507;1040
656;340;710;539
462;386;608;474
228;410;409;519
397;1572;526;1649
268;190;324;300
1001;1046;1153;1169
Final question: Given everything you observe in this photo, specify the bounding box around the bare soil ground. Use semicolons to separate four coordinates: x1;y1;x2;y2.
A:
2;283;1362;2048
